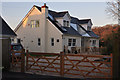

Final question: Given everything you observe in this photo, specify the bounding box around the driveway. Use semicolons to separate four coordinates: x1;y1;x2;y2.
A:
2;70;83;80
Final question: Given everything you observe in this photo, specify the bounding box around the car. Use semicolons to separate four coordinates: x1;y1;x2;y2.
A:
11;43;24;55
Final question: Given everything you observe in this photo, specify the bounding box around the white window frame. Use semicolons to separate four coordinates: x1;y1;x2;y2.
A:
30;20;39;28
68;38;76;46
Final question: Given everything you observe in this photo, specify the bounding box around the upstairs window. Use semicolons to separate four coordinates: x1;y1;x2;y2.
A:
63;20;69;27
31;20;39;28
38;38;41;46
68;38;76;46
51;38;54;46
67;21;69;26
63;20;66;26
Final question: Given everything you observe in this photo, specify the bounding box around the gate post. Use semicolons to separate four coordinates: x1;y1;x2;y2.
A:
110;53;113;79
60;52;64;76
26;50;29;71
21;49;25;72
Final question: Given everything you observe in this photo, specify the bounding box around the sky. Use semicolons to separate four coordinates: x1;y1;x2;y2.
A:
1;2;118;30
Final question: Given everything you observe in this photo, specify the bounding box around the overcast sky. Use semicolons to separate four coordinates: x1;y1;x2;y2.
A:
1;2;118;30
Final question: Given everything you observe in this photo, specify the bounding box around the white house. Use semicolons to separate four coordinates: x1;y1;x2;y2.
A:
14;4;99;53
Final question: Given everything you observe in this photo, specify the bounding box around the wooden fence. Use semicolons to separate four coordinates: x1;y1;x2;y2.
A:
26;50;112;79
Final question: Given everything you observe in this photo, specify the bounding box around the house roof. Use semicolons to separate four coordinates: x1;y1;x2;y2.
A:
35;5;68;18
87;31;99;38
63;26;81;36
71;16;91;25
15;5;98;38
0;16;17;36
79;19;91;24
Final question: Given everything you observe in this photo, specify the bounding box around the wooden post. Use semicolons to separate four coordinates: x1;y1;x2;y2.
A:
110;53;113;79
26;50;29;71
21;49;25;72
60;52;64;76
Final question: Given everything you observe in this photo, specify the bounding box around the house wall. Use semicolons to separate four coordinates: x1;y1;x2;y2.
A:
46;19;63;53
55;18;63;26
15;7;63;53
63;35;81;50
90;38;99;47
79;25;86;35
80;24;88;30
15;7;47;52
80;21;92;31
87;21;92;31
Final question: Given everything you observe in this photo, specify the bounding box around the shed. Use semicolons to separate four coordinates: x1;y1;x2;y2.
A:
0;16;17;70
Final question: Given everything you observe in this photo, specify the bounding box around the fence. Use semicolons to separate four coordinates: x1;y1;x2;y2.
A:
25;50;112;79
11;50;112;79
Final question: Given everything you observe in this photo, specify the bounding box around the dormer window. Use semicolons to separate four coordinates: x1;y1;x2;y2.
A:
30;20;39;28
63;20;69;27
67;21;69;26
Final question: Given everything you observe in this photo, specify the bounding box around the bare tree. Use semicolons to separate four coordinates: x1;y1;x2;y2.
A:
106;0;120;24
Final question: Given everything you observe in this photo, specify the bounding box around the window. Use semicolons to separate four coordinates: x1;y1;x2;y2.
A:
67;21;69;26
68;39;72;46
72;39;76;46
51;38;54;46
31;20;39;28
17;38;21;43
63;20;69;27
57;39;59;42
38;38;41;46
63;20;66;26
68;38;76;46
92;40;96;46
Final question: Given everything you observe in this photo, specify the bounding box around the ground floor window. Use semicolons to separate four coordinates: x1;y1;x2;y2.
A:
38;38;41;46
17;38;21;43
92;40;96;46
51;38;54;46
68;38;76;46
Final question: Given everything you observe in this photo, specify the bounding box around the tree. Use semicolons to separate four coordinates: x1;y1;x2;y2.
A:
106;0;120;79
106;0;120;24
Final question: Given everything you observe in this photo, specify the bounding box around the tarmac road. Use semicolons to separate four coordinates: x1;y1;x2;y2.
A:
2;70;82;80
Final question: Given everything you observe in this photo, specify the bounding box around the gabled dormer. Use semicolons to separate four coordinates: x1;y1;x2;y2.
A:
62;12;71;27
79;19;93;31
49;11;71;27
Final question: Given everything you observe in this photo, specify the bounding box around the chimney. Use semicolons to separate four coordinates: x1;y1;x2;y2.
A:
41;3;48;17
41;3;48;52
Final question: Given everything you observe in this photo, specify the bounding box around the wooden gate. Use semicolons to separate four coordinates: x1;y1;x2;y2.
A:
26;50;112;79
26;51;63;74
64;54;112;79
11;49;25;72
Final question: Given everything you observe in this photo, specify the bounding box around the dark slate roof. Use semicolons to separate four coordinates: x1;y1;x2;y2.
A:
63;26;81;36
35;5;68;18
79;19;91;24
35;5;97;37
71;16;91;24
70;17;79;24
0;16;17;36
47;17;64;33
87;31;99;38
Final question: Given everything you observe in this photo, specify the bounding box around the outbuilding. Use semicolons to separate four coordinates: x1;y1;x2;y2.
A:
0;16;17;70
